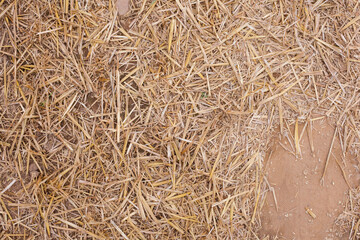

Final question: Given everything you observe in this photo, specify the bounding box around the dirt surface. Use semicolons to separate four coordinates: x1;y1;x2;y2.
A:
260;119;360;239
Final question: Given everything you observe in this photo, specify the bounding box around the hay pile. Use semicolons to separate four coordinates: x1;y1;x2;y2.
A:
0;0;360;239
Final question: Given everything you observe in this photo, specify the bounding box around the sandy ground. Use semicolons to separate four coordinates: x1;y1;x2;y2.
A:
261;119;360;239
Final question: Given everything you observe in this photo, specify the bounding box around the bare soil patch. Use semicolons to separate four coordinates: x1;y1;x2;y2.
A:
261;119;360;239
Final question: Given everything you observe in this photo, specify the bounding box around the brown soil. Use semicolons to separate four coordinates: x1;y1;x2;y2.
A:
260;119;360;240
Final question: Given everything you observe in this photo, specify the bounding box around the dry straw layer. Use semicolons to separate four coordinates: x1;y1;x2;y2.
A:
0;0;360;239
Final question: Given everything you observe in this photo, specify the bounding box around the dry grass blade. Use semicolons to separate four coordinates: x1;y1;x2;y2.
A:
321;127;337;185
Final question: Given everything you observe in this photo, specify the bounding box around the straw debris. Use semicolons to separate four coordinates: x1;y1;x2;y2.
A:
0;0;360;239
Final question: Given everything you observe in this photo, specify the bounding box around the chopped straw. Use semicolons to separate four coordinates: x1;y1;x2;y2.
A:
1;0;360;239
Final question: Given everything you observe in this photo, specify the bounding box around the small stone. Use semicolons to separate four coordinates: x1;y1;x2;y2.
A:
116;0;130;16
